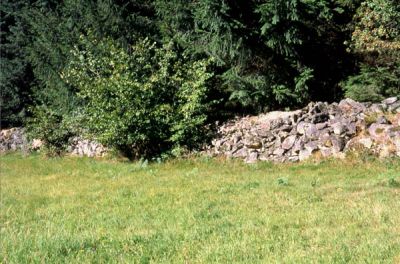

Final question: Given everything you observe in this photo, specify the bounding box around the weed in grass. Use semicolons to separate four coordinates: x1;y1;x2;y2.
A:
311;178;319;187
388;177;400;188
276;177;289;186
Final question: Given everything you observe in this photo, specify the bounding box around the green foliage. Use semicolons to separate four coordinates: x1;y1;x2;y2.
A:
4;0;399;158
64;36;214;157
388;177;400;188
343;0;400;101
26;106;75;155
276;177;289;186
350;0;400;61
156;0;359;111
18;0;157;151
343;64;400;102
258;0;303;57
0;0;34;127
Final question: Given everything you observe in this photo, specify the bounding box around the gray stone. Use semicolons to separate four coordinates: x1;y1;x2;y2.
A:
305;124;319;139
214;139;223;149
312;113;329;124
274;137;283;148
382;97;398;105
339;98;367;114
244;138;262;149
388;101;400;112
245;151;258;163
316;122;328;130
258;153;270;161
299;148;313;161
232;147;248;158
320;147;332;157
232;135;242;144
256;129;273;138
296;121;307;135
369;103;386;113
345;122;357;136
224;141;233;151
331;135;345;152
376;115;389;125
318;133;332;148
359;137;373;149
393;137;400;155
278;124;293;132
282;135;297;150
292;138;305;153
332;122;346;135
305;141;319;152
273;148;286;156
277;131;290;139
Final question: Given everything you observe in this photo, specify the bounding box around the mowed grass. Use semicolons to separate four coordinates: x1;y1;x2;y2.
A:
1;154;400;263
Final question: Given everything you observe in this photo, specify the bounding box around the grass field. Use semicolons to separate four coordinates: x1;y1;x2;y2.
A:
1;153;400;263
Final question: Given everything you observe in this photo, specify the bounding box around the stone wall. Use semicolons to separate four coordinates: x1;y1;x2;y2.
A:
0;128;29;152
206;97;400;163
0;128;107;157
67;137;107;157
2;97;400;161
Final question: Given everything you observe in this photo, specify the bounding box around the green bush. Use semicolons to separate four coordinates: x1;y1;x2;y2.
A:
342;65;400;102
343;0;400;102
64;35;214;158
26;106;75;156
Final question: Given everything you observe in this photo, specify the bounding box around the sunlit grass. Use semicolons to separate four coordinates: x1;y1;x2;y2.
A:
1;153;400;263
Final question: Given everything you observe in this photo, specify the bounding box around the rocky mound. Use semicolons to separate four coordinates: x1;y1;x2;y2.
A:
0;128;106;157
2;97;400;161
0;128;28;152
206;97;400;163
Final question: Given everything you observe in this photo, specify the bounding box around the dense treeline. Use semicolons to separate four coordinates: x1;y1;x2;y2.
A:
1;0;399;157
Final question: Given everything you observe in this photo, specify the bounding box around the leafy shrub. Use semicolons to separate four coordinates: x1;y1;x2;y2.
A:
64;35;214;158
350;0;400;59
343;65;400;102
26;106;75;156
343;0;400;102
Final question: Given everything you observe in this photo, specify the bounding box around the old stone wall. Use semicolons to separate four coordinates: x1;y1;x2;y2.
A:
0;129;106;157
2;97;400;161
0;128;28;152
206;97;400;163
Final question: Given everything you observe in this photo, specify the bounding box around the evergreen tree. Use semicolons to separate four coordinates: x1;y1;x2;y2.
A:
0;0;34;127
156;0;360;112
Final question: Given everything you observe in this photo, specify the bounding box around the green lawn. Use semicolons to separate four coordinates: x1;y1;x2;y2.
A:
1;154;400;263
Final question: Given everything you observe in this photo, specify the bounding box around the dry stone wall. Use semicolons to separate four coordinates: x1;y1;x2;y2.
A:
0;128;29;152
0;128;106;157
2;97;400;161
206;97;400;163
67;137;107;157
